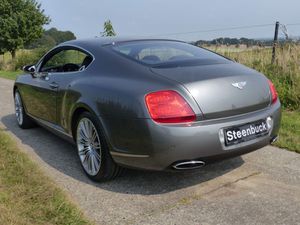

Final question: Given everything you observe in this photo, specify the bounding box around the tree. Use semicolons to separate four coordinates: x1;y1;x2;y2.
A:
0;0;50;59
26;34;56;49
0;46;5;57
44;28;76;44
26;27;76;49
101;20;116;37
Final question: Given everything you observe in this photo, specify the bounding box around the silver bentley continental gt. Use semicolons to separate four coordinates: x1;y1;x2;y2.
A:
13;38;281;181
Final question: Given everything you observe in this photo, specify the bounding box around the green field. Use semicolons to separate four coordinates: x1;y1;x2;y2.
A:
0;70;21;80
0;129;92;225
275;110;300;153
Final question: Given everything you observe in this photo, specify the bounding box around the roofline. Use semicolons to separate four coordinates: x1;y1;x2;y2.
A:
102;38;187;46
63;37;187;47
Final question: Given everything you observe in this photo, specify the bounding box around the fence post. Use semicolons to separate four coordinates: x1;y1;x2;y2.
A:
271;21;280;64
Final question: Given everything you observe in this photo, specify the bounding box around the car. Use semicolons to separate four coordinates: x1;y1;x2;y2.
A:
14;37;281;181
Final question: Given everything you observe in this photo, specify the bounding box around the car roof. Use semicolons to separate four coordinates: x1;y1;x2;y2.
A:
62;37;184;48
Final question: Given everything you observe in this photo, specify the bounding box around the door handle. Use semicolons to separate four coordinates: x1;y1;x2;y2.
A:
49;82;59;89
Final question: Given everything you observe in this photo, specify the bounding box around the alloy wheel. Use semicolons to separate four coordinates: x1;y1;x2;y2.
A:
76;118;102;176
14;92;23;125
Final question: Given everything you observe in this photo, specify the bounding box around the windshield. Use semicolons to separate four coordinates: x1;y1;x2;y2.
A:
111;40;230;67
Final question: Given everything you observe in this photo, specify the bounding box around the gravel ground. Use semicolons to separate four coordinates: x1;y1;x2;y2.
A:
0;77;299;225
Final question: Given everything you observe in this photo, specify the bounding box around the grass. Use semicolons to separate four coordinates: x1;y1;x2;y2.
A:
275;110;300;153
0;70;21;80
0;128;93;225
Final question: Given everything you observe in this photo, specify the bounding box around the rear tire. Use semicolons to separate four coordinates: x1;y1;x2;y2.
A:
75;112;122;182
14;90;36;129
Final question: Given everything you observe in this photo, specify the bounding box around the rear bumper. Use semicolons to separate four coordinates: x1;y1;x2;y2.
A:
106;101;281;171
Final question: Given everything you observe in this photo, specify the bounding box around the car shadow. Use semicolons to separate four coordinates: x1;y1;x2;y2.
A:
1;114;244;195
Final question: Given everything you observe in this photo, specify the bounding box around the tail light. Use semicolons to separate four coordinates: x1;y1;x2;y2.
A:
268;80;278;104
145;90;196;123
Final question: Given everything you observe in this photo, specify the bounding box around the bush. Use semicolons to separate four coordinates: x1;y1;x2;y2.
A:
14;51;39;70
0;48;50;71
260;64;299;110
14;48;49;70
0;60;15;71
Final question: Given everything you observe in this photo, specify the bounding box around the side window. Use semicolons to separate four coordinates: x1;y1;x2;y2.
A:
40;49;93;73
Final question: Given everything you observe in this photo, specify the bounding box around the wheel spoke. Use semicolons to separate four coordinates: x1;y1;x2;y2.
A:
88;154;94;174
80;123;89;140
91;130;97;142
79;147;90;155
94;150;101;162
80;138;87;145
86;153;91;171
80;130;89;143
88;121;93;139
93;155;100;169
82;151;90;164
90;155;96;174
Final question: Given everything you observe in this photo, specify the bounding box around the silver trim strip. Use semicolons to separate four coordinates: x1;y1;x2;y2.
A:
28;114;73;138
110;151;150;158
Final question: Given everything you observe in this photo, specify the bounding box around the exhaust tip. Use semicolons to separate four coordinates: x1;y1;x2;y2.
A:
172;160;205;170
270;135;278;144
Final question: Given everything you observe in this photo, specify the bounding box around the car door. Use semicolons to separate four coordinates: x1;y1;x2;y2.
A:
25;46;90;124
20;71;57;123
21;47;64;123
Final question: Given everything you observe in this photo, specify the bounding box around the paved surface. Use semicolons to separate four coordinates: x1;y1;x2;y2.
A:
0;77;299;225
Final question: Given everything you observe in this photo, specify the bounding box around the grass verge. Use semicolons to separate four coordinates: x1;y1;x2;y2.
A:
0;71;21;80
275;110;300;153
0;128;93;225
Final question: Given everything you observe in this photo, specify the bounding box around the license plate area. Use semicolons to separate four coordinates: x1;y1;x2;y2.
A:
224;119;269;146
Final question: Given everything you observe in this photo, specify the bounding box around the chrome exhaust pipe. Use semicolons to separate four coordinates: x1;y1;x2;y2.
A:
270;135;278;144
172;160;205;170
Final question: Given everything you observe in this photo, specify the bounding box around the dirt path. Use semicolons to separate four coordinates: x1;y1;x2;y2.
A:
0;77;299;225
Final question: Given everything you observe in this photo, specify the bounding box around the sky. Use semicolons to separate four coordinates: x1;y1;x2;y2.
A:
39;0;300;41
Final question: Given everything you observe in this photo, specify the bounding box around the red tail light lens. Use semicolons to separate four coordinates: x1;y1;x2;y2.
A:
145;90;196;123
268;80;278;104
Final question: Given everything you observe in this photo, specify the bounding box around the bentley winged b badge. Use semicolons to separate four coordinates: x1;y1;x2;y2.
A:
232;81;247;90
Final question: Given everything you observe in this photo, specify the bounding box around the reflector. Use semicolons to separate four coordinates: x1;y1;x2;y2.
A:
268;80;278;104
145;90;196;123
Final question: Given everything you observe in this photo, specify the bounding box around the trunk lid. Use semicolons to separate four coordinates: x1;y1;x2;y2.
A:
151;62;271;119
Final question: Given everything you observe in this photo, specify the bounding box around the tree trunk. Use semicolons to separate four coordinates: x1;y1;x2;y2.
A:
11;50;16;60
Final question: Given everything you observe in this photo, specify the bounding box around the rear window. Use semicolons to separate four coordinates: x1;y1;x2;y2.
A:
111;40;229;67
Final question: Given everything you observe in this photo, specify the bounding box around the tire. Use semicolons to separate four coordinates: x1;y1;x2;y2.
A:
75;112;122;182
14;90;36;129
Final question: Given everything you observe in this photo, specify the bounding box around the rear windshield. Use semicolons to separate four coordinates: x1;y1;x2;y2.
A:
111;40;230;67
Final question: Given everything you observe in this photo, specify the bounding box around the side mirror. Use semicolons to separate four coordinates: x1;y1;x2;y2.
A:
22;65;36;76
